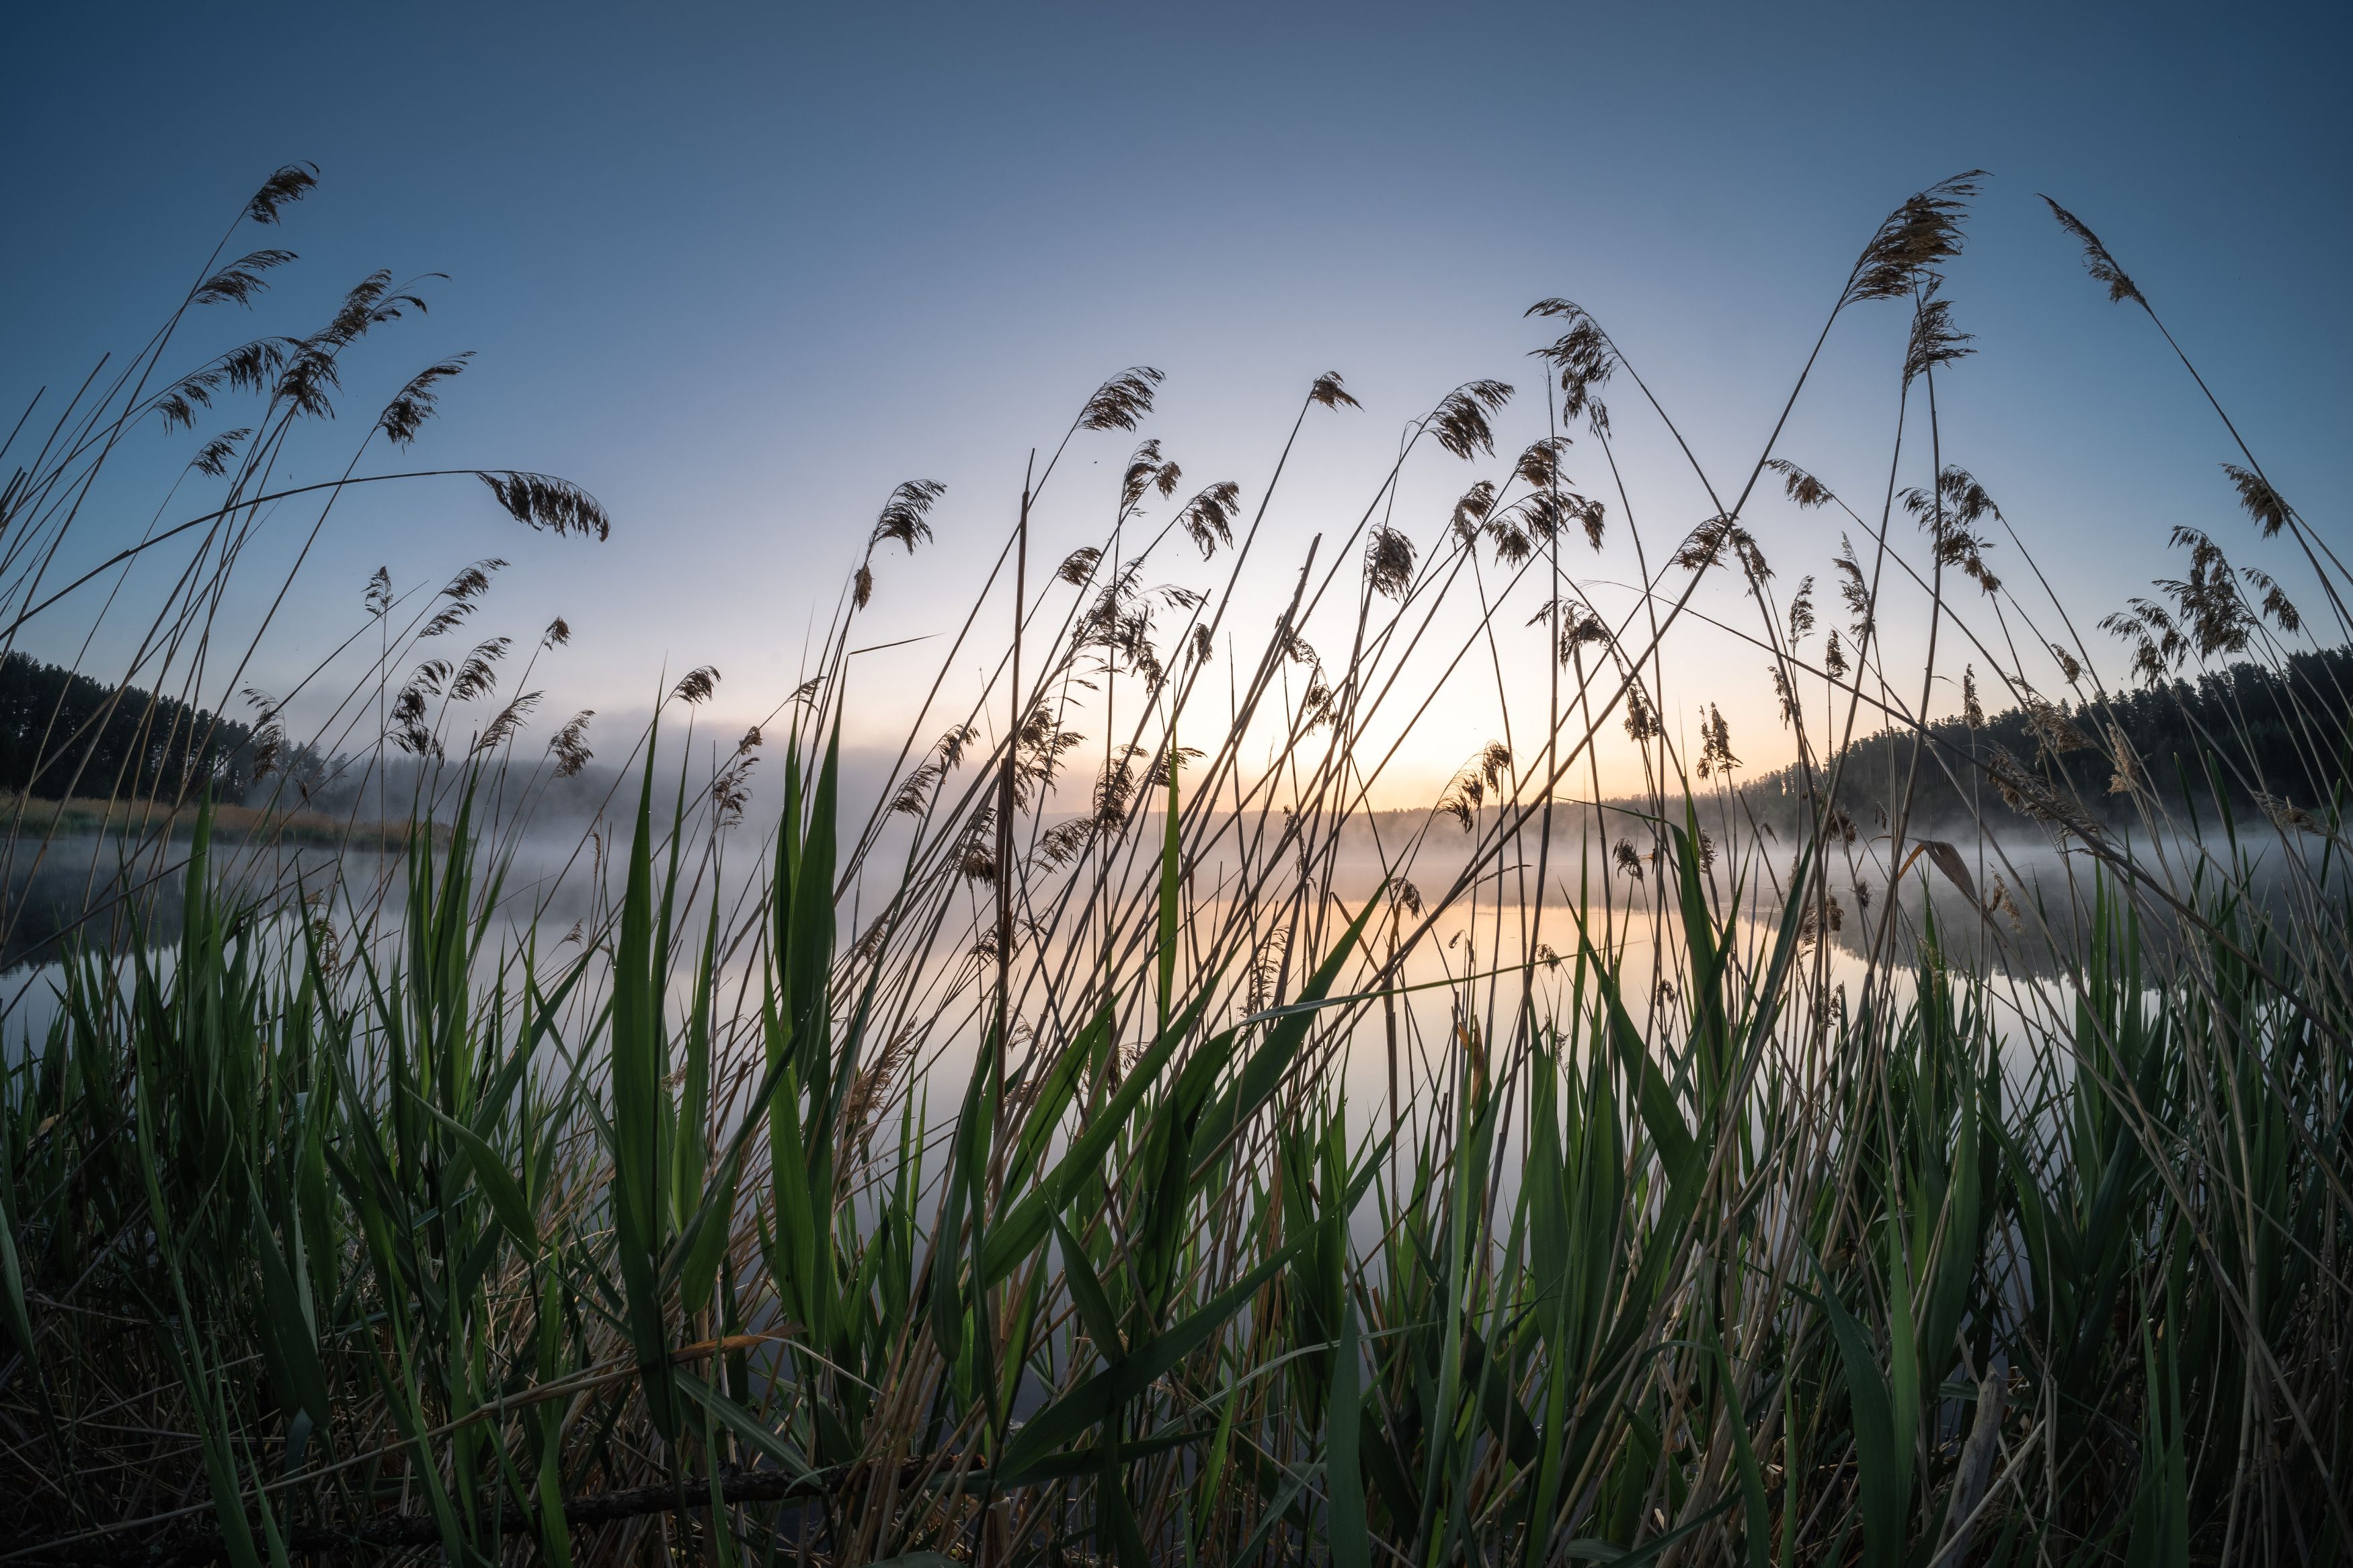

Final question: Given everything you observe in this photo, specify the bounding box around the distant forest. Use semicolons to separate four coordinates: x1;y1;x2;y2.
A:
10;644;2350;834
1736;645;2353;835
0;653;255;803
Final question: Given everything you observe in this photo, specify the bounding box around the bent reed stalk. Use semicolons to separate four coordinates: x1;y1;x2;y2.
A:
1;167;2348;1567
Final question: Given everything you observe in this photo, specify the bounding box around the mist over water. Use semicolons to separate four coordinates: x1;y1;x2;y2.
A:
13;790;2303;1116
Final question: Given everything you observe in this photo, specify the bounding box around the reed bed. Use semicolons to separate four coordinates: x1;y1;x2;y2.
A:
0;166;2347;1566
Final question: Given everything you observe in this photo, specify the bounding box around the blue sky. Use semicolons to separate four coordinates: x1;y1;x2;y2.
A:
6;1;2346;798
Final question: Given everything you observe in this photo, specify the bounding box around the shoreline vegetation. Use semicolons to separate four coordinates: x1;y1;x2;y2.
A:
4;792;436;848
1;166;2346;1567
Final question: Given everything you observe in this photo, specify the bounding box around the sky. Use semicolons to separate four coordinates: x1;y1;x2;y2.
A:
5;0;2347;805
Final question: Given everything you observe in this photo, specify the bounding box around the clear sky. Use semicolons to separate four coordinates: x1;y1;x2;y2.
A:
6;1;2347;802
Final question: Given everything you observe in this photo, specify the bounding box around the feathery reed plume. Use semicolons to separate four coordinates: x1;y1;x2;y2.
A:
417;562;500;636
1513;435;1572;491
1014;701;1085;802
871;479;947;552
1832;536;1873;636
1538;599;1610;665
853;563;873;609
890;759;944;817
243;162;319;224
477;472;613;540
1365;526;1416;600
2106;723;2146;797
376;354;472;446
448;637;510;702
1623;680;1661;741
365;565;393;616
1797;891;1843;948
1696;704;1740;777
670;665;720;706
389;661;444;755
2101;599;2185;683
1058;546;1101;586
1451;479;1498;543
2243;565;2301;632
1427;380;1514;460
2222;462;2297;538
1078;367;1164;431
1673;513;1769;579
2257;792;2324;836
1825;628;1848;677
1438;767;1483;831
1244;928;1291;1012
1092;744;1144;827
1566;490;1607;549
189;427;251;477
155;339;292;429
936;721;979;768
1525;298;1618;421
710;753;756;825
955;811;998;882
244;688;286;780
2040;195;2145;306
1903;285;1974;386
1963;665;1985;727
1485;509;1536;565
1119;440;1181;507
2020;694;2091;760
2098;526;2302;675
272;270;436;419
192;248;298;308
547;710;594;776
1841;169;1987;306
1613;837;1644;879
443;559;506;601
1148;744;1201;787
1765;457;1836;509
541;616;571;649
417;602;473;638
1174;481;1242;558
399;659;452;700
473;691;541;753
840;1026;917;1144
1308;370;1361;409
1788;575;1816;642
1902;468;2001;592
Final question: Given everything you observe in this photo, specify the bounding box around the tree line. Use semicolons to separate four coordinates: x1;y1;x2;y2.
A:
0;652;255;803
1738;645;2353;835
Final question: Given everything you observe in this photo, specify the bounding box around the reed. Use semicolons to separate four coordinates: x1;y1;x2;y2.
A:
0;167;2346;1567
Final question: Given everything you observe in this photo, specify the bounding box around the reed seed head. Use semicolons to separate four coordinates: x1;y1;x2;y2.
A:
2040;195;2145;306
243;162;319;225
